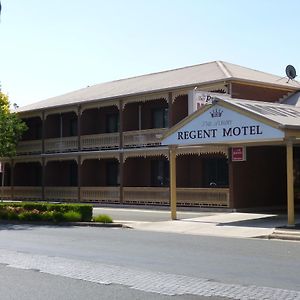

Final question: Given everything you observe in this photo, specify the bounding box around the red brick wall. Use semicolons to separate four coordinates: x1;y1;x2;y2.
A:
81;109;99;135
231;83;290;102
123;158;151;186
172;95;188;125
123;103;139;131
45;114;60;138
177;155;204;187
81;159;104;186
229;146;286;209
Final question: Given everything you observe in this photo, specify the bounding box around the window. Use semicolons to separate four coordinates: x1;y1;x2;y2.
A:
106;161;119;186
69;162;78;186
151;160;169;187
106;113;119;133
203;158;228;188
69;118;78;136
151;108;168;128
35;123;42;139
33;164;42;186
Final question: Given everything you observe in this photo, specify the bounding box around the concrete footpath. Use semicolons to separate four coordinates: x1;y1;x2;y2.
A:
97;208;300;240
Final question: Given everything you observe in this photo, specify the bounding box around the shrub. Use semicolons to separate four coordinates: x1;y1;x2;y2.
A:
7;212;19;220
18;211;42;221
63;211;82;222
23;203;47;212
0;202;93;223
41;211;54;221
52;212;65;223
93;214;113;223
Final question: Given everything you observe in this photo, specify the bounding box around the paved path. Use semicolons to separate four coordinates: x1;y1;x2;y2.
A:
95;208;299;238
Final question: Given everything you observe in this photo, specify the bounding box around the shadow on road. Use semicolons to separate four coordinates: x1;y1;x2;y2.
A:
0;223;76;231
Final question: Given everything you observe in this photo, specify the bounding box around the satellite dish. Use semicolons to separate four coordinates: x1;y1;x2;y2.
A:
286;65;297;80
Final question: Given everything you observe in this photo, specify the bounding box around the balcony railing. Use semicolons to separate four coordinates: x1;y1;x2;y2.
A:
123;187;229;207
123;187;169;205
0;186;12;200
80;187;120;203
123;128;167;147
177;188;229;207
17;128;167;154
5;185;229;207
13;186;42;200
16;140;42;155
45;137;78;153
44;187;78;201
81;133;119;150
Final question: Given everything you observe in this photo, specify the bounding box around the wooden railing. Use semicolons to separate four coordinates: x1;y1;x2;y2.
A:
123;128;167;147
123;187;169;205
45;137;78;153
81;133;119;150
13;186;42;200
177;188;229;207
0;187;12;200
3;185;229;207
44;187;78;201
16;140;42;155
80;187;120;203
123;187;229;207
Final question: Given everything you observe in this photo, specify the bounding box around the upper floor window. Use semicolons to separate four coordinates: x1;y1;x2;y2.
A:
69;117;78;136
106;113;119;133
151;108;168;129
22;118;42;140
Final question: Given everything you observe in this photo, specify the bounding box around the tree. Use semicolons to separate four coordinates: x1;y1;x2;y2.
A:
0;91;27;199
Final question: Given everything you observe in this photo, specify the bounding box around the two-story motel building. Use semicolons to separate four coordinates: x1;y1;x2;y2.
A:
1;61;300;217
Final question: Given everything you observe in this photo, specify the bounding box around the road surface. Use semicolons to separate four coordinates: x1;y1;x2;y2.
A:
0;223;300;299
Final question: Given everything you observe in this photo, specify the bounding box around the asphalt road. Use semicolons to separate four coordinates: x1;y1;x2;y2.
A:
0;223;300;297
0;265;224;300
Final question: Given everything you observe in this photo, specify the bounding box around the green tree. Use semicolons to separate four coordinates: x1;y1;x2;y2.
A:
0;91;27;158
0;91;27;200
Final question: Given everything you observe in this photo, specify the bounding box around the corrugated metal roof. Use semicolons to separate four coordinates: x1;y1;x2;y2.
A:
18;60;300;113
281;91;300;106
223;97;300;128
162;96;300;145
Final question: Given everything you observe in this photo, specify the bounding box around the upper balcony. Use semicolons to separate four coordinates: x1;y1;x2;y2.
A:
17;116;42;155
80;105;120;150
16;92;190;154
123;98;169;147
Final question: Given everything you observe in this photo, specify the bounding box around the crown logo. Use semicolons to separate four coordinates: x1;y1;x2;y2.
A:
210;108;223;118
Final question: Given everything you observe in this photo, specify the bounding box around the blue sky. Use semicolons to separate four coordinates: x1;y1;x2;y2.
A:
0;0;299;107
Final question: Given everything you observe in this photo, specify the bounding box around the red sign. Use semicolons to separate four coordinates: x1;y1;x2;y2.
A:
232;147;246;162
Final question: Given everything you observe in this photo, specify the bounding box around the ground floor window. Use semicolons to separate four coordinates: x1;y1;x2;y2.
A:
151;159;169;187
203;158;228;188
106;161;119;186
69;162;78;186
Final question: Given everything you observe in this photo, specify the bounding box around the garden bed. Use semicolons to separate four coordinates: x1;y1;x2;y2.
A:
0;202;93;223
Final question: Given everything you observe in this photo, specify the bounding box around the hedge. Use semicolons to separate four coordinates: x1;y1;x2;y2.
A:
0;202;93;222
